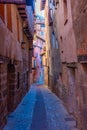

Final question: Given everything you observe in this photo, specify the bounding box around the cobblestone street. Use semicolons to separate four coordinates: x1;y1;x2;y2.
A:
4;84;78;130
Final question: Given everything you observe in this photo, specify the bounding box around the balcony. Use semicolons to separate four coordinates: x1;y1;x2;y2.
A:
17;5;34;40
40;0;46;10
35;19;45;25
0;1;35;40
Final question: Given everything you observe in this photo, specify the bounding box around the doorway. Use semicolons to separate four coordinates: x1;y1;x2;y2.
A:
68;67;76;114
7;63;15;113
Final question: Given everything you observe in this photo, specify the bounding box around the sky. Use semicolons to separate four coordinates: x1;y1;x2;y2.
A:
35;0;44;17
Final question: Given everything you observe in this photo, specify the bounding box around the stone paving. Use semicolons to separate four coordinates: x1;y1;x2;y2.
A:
4;84;78;130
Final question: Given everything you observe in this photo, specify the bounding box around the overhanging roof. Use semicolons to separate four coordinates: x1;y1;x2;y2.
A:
0;0;26;4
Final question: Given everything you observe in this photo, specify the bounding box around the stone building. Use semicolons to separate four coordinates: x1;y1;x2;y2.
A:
54;0;77;113
45;0;61;91
71;1;87;129
45;0;87;130
32;15;47;84
0;2;34;128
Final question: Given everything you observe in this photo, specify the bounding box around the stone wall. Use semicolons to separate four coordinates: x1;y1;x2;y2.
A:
45;0;87;129
71;1;87;129
0;63;7;129
7;62;29;113
76;63;87;130
71;1;87;56
0;3;33;129
55;0;77;63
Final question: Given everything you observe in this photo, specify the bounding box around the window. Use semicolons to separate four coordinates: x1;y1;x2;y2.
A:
55;0;59;9
52;32;56;48
36;53;38;57
50;9;53;20
17;15;20;41
63;0;68;25
0;4;4;22
41;24;45;27
40;32;44;36
56;0;59;5
49;8;53;26
53;0;55;6
34;60;36;68
52;33;59;49
41;60;42;68
7;4;12;31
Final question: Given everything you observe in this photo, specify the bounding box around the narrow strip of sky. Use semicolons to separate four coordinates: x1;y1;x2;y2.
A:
35;0;44;17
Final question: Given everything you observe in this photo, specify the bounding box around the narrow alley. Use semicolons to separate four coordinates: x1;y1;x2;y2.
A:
4;84;77;130
0;0;87;130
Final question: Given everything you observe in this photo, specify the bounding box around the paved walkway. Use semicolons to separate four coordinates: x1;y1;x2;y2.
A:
4;84;78;130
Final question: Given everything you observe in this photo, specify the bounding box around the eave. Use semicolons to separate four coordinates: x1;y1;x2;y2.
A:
0;0;35;12
0;0;26;4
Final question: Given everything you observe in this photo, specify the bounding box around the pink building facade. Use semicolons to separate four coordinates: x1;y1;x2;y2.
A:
32;16;46;84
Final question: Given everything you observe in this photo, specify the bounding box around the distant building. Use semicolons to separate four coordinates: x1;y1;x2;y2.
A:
45;0;61;91
32;15;48;84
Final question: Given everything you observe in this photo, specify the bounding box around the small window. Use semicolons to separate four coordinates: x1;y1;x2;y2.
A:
55;0;59;9
40;32;44;36
17;15;20;42
34;60;36;68
50;9;53;20
7;4;12;31
36;53;38;57
63;0;68;24
56;0;59;5
52;32;56;48
41;24;45;27
53;0;55;6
